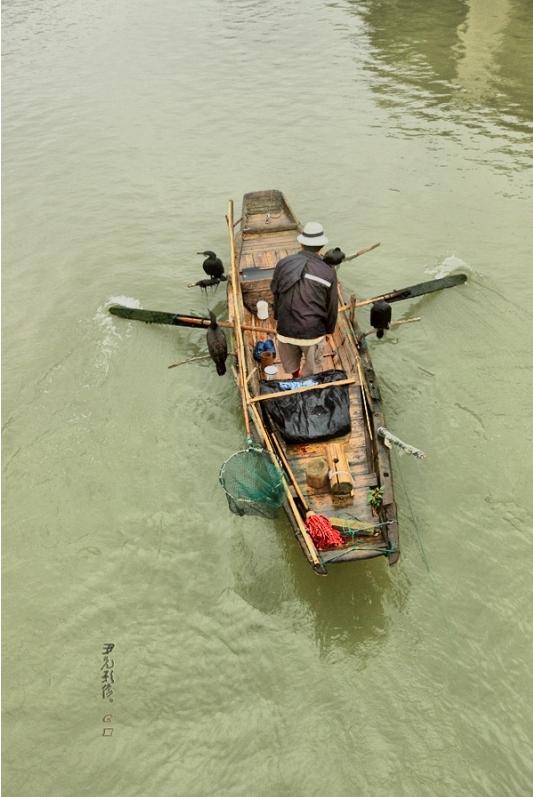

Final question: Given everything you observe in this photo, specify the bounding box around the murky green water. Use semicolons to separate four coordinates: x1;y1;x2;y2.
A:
3;1;533;795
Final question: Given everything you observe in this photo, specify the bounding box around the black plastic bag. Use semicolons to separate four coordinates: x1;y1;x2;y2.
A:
260;369;351;444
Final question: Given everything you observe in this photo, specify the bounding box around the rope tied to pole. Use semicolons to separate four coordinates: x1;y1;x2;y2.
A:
377;427;426;459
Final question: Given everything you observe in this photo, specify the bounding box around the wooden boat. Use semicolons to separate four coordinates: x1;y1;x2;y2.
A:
226;190;399;574
109;191;466;574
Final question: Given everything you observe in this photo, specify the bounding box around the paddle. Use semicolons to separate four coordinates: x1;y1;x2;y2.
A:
110;272;466;335
339;273;467;311
108;305;275;334
109;305;216;328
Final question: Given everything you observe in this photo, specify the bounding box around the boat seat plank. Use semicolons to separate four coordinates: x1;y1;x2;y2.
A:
306;492;372;518
299;470;377;500
242;214;298;233
240;240;297;256
352;472;379;488
284;436;363;460
346;446;370;466
253;251;276;268
241;230;297;245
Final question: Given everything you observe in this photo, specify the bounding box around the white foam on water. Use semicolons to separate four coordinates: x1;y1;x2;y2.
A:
93;295;142;374
424;255;468;279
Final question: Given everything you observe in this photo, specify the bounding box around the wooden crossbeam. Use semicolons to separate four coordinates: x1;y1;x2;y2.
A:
248;378;356;405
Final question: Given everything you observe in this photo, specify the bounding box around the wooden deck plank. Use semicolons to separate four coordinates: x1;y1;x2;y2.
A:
240;233;297;251
284;437;353;459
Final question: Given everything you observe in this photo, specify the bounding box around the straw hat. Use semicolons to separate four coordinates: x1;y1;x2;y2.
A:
297;221;328;247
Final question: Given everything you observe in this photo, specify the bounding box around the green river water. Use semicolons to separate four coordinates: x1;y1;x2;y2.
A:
2;1;533;795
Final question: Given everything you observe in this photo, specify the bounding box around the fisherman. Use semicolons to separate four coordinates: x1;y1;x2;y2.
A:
270;221;338;378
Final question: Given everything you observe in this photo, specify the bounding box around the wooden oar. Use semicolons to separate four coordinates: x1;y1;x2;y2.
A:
109;306;211;327
339;273;467;311
109;306;275;334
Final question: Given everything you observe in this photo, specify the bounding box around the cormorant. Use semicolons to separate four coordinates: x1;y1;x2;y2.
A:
206;311;228;375
197;251;226;281
323;247;346;267
370;300;392;339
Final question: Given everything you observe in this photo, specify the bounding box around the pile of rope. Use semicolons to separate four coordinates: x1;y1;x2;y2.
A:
305;513;344;550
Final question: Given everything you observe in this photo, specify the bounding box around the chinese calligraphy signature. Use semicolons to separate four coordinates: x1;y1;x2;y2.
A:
101;643;115;737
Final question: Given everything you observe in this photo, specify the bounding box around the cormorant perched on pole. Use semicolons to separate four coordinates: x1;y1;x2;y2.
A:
197;251;226;281
370;300;392;338
323;247;346;267
206;311;228;375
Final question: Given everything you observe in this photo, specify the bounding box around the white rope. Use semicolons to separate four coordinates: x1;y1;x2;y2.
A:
377;427;426;459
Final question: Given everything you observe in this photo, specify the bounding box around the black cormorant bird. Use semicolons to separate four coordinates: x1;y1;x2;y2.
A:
323;247;346;267
197;251;226;281
370;300;392;339
206;311;228;375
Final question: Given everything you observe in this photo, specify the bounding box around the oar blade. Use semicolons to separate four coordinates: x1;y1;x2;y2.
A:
385;273;467;304
109;305;210;328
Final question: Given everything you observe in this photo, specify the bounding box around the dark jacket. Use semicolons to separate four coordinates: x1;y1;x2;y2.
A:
270;251;338;339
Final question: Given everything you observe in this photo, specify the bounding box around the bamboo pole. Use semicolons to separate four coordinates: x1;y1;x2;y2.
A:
226;202;323;572
248;378;356;405
242;323;276;335
338;288;375;445
270;431;310;511
167;354;211;369
227;200;251;438
165;315;275;334
339;297;375;312
349;295;356;327
339;294;411;311
354;354;373;443
246;366;259;384
168;351;237;369
343;242;380;262
247;402;324;572
362;317;421;337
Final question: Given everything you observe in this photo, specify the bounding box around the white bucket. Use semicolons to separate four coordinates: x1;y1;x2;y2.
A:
264;365;278;380
256;300;269;320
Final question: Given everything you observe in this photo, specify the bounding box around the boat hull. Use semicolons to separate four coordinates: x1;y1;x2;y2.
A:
227;190;399;572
